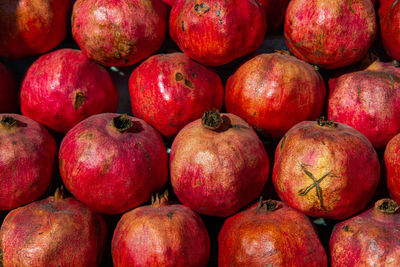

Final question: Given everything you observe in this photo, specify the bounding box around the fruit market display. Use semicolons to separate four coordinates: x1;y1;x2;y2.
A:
1;0;400;266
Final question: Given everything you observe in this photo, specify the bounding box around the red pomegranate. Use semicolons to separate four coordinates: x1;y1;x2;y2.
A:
129;52;224;138
0;0;69;59
0;188;107;266
384;133;400;204
225;52;326;140
59;113;168;214
0;114;57;211
257;0;289;33
20;49;118;134
328;60;400;148
379;0;400;61
72;0;168;67
170;110;270;217
219;199;327;266
0;63;17;113
330;199;400;266
272;117;380;220
112;192;210;267
169;0;267;66
284;0;376;69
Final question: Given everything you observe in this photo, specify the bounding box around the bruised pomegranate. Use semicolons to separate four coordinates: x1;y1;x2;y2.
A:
0;63;17;113
284;0;376;69
219;199;327;266
379;0;400;61
330;199;400;266
272;117;380;220
0;188;107;266
384;133;400;204
257;0;289;33
328;60;400;148
20;49;118;134
72;0;168;67
0;0;69;59
112;192;210;267
59;113;168;214
169;0;267;66
170;110;269;217
129;52;224;138
225;52;326;140
0;114;57;211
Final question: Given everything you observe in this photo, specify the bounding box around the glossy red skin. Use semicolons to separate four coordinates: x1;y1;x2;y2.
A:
72;0;168;67
0;0;69;59
0;195;107;266
0;114;57;211
284;0;376;69
112;201;210;267
129;52;224;138
379;0;400;60
59;113;168;214
169;0;267;66
257;0;289;33
273;120;380;220
20;49;118;134
328;61;400;148
0;63;17;113
219;200;327;266
384;134;400;203
330;199;400;266
170;113;270;217
225;53;326;140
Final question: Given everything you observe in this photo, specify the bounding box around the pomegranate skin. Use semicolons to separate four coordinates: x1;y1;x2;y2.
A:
379;0;400;61
0;192;107;267
0;63;17;113
272;119;380;220
284;0;376;69
328;61;400;148
59;113;168;214
112;194;210;267
170;111;270;217
169;0;267;66
219;200;327;267
384;133;400;204
72;0;168;67
0;114;57;211
0;0;69;59
20;49;118;134
330;199;400;267
225;52;326;140
129;52;224;138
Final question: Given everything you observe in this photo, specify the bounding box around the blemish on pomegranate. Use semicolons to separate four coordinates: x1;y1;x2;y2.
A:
74;90;85;109
194;3;210;16
182;21;185;31
175;72;183;81
184;79;194;89
167;211;173;219
280;135;286;150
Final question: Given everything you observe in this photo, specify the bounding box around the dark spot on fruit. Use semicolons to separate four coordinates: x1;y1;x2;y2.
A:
175;72;183;81
167;211;173;219
192;72;197;79
194;3;210;16
124;58;129;63
184;79;194;89
12;141;16;145
38;232;43;235
74;90;85;109
181;21;185;31
342;225;354;232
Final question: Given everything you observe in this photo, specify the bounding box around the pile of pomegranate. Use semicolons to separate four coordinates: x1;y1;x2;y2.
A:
1;0;400;266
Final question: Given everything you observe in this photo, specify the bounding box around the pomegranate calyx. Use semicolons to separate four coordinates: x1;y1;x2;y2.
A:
151;190;169;207
393;60;400;68
257;197;278;212
376;198;399;214
112;114;133;133
54;186;66;201
317;116;337;128
0;116;18;129
201;109;224;131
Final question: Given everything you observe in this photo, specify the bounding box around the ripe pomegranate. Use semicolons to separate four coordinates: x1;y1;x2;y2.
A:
330;199;400;266
328;60;400;148
169;0;267;66
0;188;107;266
219;199;327;266
170;110;270;217
59;113;168;214
379;0;400;61
284;0;376;69
0;0;69;59
384;133;400;204
20;49;118;134
112;192;210;267
0;114;57;211
257;0;289;33
72;0;168;67
0;63;17;113
272;117;380;220
225;52;326;140
129;52;224;138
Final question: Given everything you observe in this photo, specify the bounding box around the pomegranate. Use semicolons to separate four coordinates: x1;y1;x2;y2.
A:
169;0;267;66
129;52;224;138
0;0;69;59
225;52;326;140
330;199;400;266
284;0;376;69
20;49;118;134
112;192;210;267
219;199;327;266
272;117;380;220
0;188;107;266
384;133;400;204
328;60;400;148
0;114;57;211
0;63;17;113
170;110;270;217
72;0;168;67
379;0;400;61
257;0;290;33
59;113;168;214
